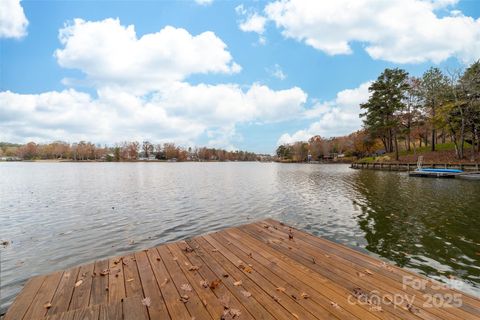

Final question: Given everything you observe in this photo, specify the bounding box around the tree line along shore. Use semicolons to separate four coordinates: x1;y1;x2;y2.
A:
0;141;273;162
276;60;480;164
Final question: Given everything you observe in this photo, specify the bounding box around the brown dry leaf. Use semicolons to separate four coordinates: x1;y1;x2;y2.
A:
222;273;229;278
233;281;242;286
406;304;419;314
180;295;189;303
173;256;178;261
113;259;120;265
44;302;52;309
248;252;253;258
364;269;373;276
181;283;192;292
160;278;169;287
126;278;134;282
288;229;294;240
200;280;209;288
184;246;194;253
210;279;222;289
292;313;299;319
356;271;366;278
202;299;207;306
188;265;200;271
330;301;339;309
100;269;110;276
222;308;241;320
141;297;151;307
276;287;286;292
301;292;310;299
324;254;331;258
243;266;253;273
75;280;83;287
156;257;161;261
312;257;316;264
241;290;252;298
273;295;280;302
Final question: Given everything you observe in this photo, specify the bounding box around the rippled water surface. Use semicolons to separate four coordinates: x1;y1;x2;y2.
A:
1;162;479;313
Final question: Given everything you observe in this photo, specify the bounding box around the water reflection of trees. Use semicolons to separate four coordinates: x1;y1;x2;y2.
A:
350;170;480;287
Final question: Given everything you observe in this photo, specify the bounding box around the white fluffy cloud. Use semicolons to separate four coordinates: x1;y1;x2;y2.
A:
0;0;28;38
242;0;480;64
55;18;241;92
195;0;213;5
239;13;267;34
277;82;371;145
0;82;307;147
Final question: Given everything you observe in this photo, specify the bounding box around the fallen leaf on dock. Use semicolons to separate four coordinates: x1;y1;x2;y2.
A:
181;283;192;291
292;313;299;319
160;278;169;287
273;295;280;302
243;266;253;273
44;302;52;309
222;308;241;319
364;269;373;275
200;280;209;288
241;290;251;298
100;269;110;276
356;271;366;277
184;246;194;253
180;295;189;303
276;287;286;292
330;301;339;309
406;303;419;314
173;256;178;261
210;279;222;289
233;281;242;286
301;292;310;299
188;265;200;271
141;297;151;307
75;280;83;287
288;229;294;240
222;273;229;278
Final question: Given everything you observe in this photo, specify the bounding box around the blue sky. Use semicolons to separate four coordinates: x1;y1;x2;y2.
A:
1;0;479;153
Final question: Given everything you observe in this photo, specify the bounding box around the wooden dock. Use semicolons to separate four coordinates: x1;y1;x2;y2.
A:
4;219;480;320
351;162;480;172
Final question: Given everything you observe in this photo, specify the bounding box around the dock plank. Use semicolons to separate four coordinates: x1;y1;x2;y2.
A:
22;271;63;319
145;247;191;319
122;254;143;299
5;219;480;320
4;276;46;320
90;259;109;306
134;250;170;319
69;262;95;310
47;267;80;316
108;257;126;303
157;245;213;320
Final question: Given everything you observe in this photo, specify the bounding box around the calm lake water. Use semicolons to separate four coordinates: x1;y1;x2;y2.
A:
1;162;479;313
